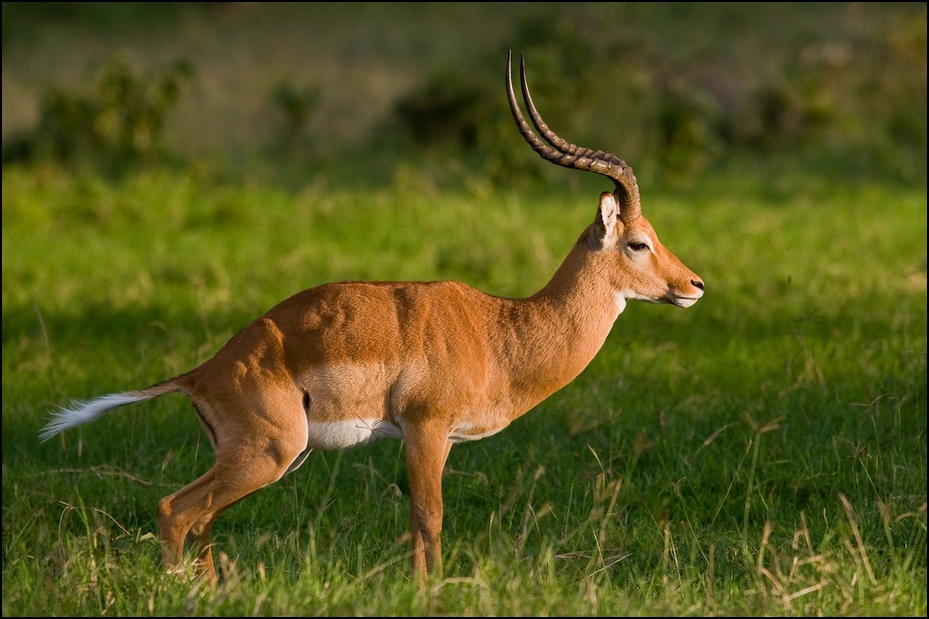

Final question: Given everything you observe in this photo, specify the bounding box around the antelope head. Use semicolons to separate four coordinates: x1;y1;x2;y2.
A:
506;51;705;310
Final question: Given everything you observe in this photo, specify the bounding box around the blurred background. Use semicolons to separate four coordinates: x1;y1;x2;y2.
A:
2;2;926;190
1;9;925;615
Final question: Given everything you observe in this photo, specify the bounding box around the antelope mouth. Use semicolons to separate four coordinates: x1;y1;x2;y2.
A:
671;293;702;308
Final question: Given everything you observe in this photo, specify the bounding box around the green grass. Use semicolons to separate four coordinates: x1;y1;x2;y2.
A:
2;161;925;615
2;3;926;616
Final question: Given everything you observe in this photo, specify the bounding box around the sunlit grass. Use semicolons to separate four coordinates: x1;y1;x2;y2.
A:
2;159;925;615
2;3;926;613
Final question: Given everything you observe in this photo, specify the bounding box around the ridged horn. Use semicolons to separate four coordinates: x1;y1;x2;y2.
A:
506;50;642;224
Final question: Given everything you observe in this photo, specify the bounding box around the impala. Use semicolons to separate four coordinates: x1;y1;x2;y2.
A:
40;52;704;582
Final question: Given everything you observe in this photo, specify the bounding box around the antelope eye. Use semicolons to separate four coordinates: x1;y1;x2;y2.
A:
628;241;649;252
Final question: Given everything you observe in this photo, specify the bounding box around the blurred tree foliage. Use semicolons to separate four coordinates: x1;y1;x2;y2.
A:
269;82;322;156
390;3;926;185
2;3;925;186
3;53;193;168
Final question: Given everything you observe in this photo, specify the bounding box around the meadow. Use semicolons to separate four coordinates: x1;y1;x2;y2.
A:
2;3;926;616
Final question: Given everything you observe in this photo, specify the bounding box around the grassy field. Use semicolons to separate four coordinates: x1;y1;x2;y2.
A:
2;3;926;616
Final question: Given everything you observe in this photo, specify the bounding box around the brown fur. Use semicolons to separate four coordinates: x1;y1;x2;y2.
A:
42;57;704;582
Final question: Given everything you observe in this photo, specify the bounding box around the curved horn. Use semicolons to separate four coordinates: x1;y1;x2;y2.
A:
506;51;641;224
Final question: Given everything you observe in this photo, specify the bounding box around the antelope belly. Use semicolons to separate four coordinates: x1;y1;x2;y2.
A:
448;421;507;443
307;419;403;450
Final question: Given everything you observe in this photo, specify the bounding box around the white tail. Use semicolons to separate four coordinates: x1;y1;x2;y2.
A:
41;52;704;582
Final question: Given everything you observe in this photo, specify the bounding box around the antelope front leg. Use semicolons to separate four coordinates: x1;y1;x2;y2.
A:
404;425;452;578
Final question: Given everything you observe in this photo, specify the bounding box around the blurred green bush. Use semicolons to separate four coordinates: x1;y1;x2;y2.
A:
3;54;192;168
2;3;925;186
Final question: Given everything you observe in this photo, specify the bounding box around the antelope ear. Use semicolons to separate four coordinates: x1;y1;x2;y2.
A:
592;191;622;246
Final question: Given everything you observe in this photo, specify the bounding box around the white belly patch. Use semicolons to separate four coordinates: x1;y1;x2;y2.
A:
307;419;404;450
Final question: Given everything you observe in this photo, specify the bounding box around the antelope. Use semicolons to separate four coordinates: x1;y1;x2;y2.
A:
40;51;704;582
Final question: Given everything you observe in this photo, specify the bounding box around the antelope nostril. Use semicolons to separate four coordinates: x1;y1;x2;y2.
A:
692;279;705;291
